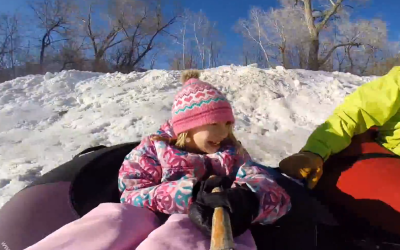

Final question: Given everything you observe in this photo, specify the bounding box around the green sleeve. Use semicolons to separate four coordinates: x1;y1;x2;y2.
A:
302;66;400;161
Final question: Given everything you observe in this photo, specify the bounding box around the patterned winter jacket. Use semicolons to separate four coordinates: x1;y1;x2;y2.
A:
118;120;291;225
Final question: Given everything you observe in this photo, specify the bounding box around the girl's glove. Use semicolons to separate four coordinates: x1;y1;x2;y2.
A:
189;179;259;237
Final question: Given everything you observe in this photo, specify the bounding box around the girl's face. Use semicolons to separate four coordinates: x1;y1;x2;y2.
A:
187;122;232;154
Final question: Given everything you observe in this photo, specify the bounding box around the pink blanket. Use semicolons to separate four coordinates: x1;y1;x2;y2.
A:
137;214;256;250
25;203;256;250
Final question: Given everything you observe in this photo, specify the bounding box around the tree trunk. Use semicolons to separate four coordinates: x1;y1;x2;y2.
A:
40;34;47;73
150;58;156;69
280;46;290;69
93;54;105;72
213;51;217;67
208;42;213;68
308;38;320;70
61;62;67;71
297;47;305;69
259;44;271;68
360;55;371;75
10;33;15;78
201;45;205;69
182;22;186;70
150;52;158;70
93;58;100;72
303;0;320;71
346;47;354;73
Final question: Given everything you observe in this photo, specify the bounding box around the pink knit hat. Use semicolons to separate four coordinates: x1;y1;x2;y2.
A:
171;70;235;135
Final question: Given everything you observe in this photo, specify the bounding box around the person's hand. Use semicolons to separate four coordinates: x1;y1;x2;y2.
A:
189;180;259;237
191;175;233;200
189;175;234;237
279;151;324;189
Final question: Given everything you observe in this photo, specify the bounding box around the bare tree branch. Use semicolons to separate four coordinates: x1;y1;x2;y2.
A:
319;42;361;66
51;38;70;44
303;0;318;37
316;0;344;32
85;4;98;55
131;13;178;67
30;0;75;72
105;37;127;50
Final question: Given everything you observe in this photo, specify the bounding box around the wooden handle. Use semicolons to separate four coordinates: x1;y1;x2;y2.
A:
210;187;235;250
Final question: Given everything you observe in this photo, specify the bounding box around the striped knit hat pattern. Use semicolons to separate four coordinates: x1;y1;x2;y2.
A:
171;70;235;135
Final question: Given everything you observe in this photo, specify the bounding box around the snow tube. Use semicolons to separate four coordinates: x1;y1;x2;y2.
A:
0;141;343;250
0;142;139;250
313;129;400;242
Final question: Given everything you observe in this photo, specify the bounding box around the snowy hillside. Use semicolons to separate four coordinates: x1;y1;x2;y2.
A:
0;65;377;208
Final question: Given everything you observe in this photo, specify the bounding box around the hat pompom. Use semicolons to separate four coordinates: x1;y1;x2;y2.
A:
181;69;201;84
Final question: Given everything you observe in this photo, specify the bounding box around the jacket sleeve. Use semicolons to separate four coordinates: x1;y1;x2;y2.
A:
302;66;400;161
233;151;291;225
118;137;196;214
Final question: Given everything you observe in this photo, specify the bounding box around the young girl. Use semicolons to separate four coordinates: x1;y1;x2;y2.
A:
25;70;291;250
119;70;292;249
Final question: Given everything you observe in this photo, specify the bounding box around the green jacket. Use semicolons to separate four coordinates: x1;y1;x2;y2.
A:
302;66;400;161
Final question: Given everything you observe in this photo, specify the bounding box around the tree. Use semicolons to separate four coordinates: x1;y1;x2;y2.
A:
171;9;190;70
0;13;22;82
204;20;224;68
115;0;179;72
79;0;127;71
296;0;370;70
364;53;400;76
235;8;273;68
169;43;198;70
79;0;178;72
207;34;223;68
0;14;19;73
29;0;75;72
334;18;387;74
181;10;189;69
191;10;216;69
108;0;149;72
169;9;193;70
54;39;87;71
148;49;160;69
265;6;310;68
240;40;266;67
235;0;388;72
235;5;309;69
169;9;223;70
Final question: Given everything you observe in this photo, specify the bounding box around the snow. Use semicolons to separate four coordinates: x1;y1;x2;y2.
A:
0;65;377;208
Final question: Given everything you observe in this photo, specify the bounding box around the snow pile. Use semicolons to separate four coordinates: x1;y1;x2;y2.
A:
0;65;376;207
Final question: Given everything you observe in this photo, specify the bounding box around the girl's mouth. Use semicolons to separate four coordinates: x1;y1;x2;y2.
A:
208;141;221;147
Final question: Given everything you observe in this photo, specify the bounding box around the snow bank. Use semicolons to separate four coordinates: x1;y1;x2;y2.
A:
0;66;376;207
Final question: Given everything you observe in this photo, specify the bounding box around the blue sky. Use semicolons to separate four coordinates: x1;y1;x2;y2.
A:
2;0;400;68
181;0;400;44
